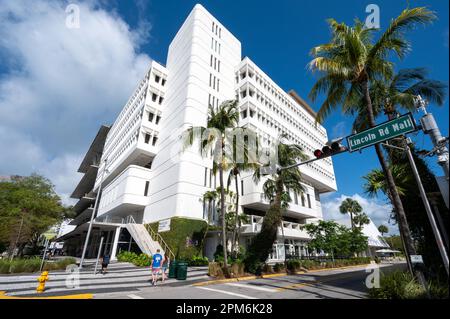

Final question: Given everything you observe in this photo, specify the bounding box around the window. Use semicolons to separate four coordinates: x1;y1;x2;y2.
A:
212;21;215;33
294;192;298;205
218;61;220;72
144;181;149;196
209;169;212;188
148;112;154;122
152;136;158;146
154;75;160;83
144;133;151;144
301;194;305;207
241;110;247;119
155;115;161;125
241;180;244;195
159;96;164;105
204;168;207;186
209;74;212;87
307;194;311;208
217;79;220;92
152;93;157;102
161;79;166;86
210;55;213;67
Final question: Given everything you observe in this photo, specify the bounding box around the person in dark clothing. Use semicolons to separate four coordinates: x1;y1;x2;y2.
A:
101;255;110;274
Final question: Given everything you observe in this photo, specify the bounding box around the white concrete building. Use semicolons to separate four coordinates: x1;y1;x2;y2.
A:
60;4;338;262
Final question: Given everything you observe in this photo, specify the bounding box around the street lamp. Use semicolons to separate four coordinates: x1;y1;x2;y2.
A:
79;158;109;269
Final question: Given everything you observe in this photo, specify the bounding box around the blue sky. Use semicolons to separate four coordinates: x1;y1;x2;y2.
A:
0;0;448;235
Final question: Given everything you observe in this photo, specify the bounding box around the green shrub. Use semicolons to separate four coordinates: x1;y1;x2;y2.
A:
117;251;151;267
273;263;285;273
189;255;209;266
369;271;427;299
146;217;207;261
0;257;76;274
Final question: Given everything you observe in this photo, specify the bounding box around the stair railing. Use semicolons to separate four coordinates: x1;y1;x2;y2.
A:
145;224;175;261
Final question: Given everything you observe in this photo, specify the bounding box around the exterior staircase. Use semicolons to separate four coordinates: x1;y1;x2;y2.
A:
124;216;175;260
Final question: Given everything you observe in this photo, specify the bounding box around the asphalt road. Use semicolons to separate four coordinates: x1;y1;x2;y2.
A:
94;262;406;299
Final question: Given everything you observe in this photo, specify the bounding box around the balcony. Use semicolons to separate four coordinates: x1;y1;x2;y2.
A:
241;215;311;240
97;165;152;218
240;191;320;219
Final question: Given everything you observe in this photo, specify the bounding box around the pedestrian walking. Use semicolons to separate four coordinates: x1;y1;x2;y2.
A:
161;254;169;282
151;249;163;285
101;254;110;274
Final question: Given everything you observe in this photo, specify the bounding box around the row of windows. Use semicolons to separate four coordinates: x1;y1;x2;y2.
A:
153;73;167;86
147;111;161;125
104;80;147;153
144;131;158;147
239;122;334;181
212;21;222;38
211;37;221;54
151;91;164;105
238;85;325;149
107;127;140;169
209;74;220;92
210;54;221;72
204;167;217;189
103;108;143;161
208;94;220;109
237;66;327;138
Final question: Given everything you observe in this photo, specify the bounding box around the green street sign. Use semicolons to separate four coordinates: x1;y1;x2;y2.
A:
347;113;417;152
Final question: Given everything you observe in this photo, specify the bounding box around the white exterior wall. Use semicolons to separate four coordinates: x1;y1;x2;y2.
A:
144;4;242;223
97;165;152;218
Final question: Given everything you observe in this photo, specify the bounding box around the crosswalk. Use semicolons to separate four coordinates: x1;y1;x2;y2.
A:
0;262;209;297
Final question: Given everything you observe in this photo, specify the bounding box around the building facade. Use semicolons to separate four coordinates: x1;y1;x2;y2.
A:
61;4;342;262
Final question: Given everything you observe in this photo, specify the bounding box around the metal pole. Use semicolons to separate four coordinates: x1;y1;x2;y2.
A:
405;140;449;275
417;96;450;181
94;236;104;275
40;237;49;272
10;216;24;262
79;159;108;269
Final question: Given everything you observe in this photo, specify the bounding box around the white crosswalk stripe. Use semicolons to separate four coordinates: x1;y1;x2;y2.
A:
128;294;144;299
195;286;258;299
224;282;276;293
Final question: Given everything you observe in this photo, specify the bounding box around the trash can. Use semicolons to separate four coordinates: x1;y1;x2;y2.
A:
168;260;178;279
176;262;188;280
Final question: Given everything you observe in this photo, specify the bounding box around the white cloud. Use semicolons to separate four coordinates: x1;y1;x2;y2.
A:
320;193;399;235
0;1;152;204
330;121;349;139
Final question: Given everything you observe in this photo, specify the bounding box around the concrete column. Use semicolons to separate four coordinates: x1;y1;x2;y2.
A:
110;226;122;261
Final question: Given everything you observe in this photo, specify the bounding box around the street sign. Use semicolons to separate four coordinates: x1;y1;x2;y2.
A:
158;218;171;232
410;255;424;264
347;113;417;152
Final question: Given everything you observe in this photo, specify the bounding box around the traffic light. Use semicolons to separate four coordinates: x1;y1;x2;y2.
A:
313;138;348;160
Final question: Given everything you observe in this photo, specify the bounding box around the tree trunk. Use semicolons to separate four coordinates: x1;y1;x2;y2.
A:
219;164;229;272
233;173;240;258
362;80;428;288
350;212;354;230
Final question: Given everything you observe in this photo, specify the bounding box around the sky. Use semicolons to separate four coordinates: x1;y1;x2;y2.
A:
0;0;448;235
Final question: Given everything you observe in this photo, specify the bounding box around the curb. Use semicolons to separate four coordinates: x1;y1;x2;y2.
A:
192;263;372;287
0;291;93;299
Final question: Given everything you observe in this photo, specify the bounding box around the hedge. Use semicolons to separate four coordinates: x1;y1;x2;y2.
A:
284;257;372;273
0;257;76;274
117;251;152;267
146;217;207;261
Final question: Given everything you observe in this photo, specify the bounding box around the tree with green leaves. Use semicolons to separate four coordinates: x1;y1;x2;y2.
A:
378;225;389;237
0;174;71;257
339;198;363;230
308;7;436;284
244;135;307;273
183;100;242;272
353;212;370;229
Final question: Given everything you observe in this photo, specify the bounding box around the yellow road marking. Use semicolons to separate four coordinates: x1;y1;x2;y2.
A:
0;291;93;299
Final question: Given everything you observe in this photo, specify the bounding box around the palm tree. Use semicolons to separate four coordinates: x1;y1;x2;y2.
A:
353;212;370;229
350;68;447;132
244;135;307;272
308;7;436;284
200;189;219;254
339;198;363;230
183;100;240;271
227;160;259;258
363;164;413;198
378;225;389;237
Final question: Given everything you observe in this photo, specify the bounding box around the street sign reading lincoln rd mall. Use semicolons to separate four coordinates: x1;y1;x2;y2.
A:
347;113;417;152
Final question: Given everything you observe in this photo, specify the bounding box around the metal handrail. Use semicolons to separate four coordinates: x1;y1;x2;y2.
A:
145;224;175;261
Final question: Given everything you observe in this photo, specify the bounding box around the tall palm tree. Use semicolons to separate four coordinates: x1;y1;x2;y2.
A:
378;225;389;237
227;159;259;257
363;164;413;198
244;135;307;272
308;7;436;284
183;100;240;271
339;198;363;230
351;68;447;132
